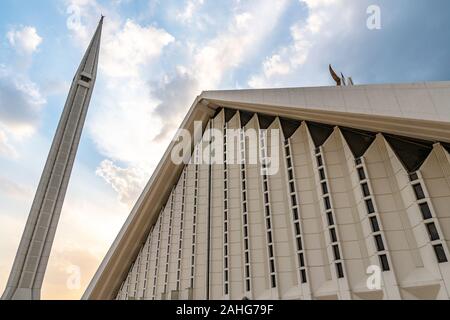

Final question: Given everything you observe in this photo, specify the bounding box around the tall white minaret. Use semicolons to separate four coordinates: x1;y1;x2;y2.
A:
1;17;103;300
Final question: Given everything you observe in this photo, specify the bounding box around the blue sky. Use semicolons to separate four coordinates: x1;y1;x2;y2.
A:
1;0;450;299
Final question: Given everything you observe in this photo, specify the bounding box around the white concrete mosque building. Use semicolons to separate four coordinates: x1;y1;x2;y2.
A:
84;78;450;300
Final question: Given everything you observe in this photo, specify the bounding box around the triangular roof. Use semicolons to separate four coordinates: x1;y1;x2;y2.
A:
83;81;450;300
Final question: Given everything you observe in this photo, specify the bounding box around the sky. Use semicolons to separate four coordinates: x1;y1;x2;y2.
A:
0;0;450;300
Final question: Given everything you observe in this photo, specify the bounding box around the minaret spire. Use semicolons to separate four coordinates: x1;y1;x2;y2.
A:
2;17;103;300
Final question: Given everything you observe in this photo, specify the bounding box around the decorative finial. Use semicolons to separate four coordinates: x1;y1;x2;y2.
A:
329;64;354;86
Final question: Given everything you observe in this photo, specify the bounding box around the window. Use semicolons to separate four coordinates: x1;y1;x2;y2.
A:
80;75;91;82
374;234;385;252
295;223;301;236
336;263;344;278
285;146;290;156
361;183;370;197
409;173;419;182
315;148;320;155
299;253;305;267
357;168;366;181
268;232;273;244
266;219;271;230
296;237;303;251
327;212;335;226
264;181;269;192
265;205;270;217
379;254;390;271
290;182;295;193
333;245;341;260
293;208;299;221
300;269;307;283
270;260;276;273
330;228;338;243
287;158;292;168
426;223;440;241
319;168;326;181
434;245;448;263
413;183;426;200
291;195;297;206
419;202;432;220
370;216;380;233
324;197;331;210
366;199;375;214
355;158;362;166
271;275;277;288
288;169;294;181
269;245;274;258
264;193;269;203
322;182;329;195
317;155;323;167
244;239;249;251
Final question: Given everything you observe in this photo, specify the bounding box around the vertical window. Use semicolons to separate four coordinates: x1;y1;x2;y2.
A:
370;216;380;233
319;168;326;181
366;199;375;214
426;223;440;241
413;183;426;200
433;245;448;263
300;270;307;283
327;212;335;226
317;155;323;167
336;263;344;278
361;183;370;197
374;234;385;252
322;182;329;195
409;173;419;182
333;245;341;260
357;168;366;181
379;254;390;271
330;228;338;243
324;197;331;210
419;202;432;220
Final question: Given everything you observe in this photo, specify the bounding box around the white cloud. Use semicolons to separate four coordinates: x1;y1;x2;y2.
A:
176;0;205;24
102;20;174;78
7;26;43;55
0;65;46;145
95;160;146;207
248;0;350;88
0;130;18;158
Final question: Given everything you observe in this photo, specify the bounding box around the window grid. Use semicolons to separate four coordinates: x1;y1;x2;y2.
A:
163;192;175;295
409;171;448;264
284;139;308;284
223;123;230;296
176;170;187;291
239;128;252;293
355;158;390;272
152;214;163;299
315;147;345;279
260;130;277;288
190;146;200;289
141;232;153;299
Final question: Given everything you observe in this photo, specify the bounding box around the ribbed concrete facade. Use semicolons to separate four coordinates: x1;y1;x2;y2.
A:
114;107;450;300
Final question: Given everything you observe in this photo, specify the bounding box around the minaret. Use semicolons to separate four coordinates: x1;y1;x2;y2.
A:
2;17;103;300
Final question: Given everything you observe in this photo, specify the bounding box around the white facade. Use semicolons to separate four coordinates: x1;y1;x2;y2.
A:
85;81;450;300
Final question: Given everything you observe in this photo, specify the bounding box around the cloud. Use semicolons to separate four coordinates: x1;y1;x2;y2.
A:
7;26;43;55
176;0;205;24
0;130;18;158
0;65;46;139
152;0;289;140
0;176;32;199
248;0;348;87
101;20;174;78
96;160;146;207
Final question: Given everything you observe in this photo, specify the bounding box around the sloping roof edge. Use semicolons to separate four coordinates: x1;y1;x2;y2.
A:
83;81;450;300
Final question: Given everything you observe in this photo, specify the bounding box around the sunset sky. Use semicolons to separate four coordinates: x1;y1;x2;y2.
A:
1;0;450;300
